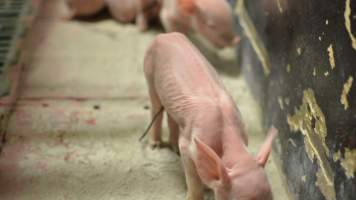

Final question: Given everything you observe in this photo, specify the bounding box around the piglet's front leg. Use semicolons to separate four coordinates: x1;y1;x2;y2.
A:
145;56;170;149
179;137;204;200
136;13;149;31
167;114;179;153
146;97;179;151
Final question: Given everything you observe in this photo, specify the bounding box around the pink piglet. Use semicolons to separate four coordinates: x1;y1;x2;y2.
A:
144;32;277;200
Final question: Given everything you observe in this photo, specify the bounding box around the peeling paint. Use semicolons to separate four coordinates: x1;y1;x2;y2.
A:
297;47;302;55
333;149;356;178
316;170;335;200
301;175;306;183
340;76;353;110
345;0;356;50
340;149;356;178
276;0;284;13
287;89;335;200
324;71;329;76
288;138;296;147
284;98;290;106
278;96;284;110
287;64;291;73
327;45;336;69
333;151;341;161
235;0;272;75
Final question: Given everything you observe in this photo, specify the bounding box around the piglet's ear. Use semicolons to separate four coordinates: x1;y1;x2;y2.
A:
256;126;278;167
194;137;230;188
177;0;196;14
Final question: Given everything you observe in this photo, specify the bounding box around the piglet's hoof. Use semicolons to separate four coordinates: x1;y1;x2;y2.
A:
149;141;172;150
149;140;166;149
169;145;180;156
149;140;162;149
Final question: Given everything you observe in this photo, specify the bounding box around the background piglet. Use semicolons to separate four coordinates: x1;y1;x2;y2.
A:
144;32;275;200
65;0;105;18
105;0;161;31
159;0;239;48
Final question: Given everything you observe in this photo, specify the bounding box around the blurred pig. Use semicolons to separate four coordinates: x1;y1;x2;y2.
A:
105;0;161;31
65;0;105;18
144;32;275;200
159;0;239;48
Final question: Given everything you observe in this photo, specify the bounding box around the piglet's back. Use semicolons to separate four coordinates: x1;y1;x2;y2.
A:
145;32;225;98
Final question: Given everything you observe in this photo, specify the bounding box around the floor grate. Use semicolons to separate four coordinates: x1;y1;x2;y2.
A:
0;0;32;96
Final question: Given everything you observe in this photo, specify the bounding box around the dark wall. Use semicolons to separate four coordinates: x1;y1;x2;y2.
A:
231;0;356;200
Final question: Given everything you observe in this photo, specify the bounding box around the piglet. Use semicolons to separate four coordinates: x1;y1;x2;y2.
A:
144;32;277;200
105;0;161;31
159;0;240;48
65;0;105;18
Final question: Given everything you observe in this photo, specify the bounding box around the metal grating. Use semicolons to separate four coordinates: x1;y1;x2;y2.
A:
0;0;32;96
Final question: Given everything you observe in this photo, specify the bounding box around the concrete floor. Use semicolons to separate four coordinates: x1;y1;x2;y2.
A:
0;1;290;200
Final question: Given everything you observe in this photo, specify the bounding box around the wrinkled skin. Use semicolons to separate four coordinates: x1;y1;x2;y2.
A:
159;0;239;48
105;0;161;31
144;32;276;200
65;0;105;18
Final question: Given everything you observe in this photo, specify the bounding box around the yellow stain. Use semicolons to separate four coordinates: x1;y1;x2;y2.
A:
301;175;306;182
287;64;291;73
333;149;356;178
234;0;271;75
316;170;336;200
278;96;284;110
340;76;353;110
276;0;284;13
287;89;335;200
341;149;356;178
327;45;336;69
345;0;356;50
285;98;290;106
297;47;302;55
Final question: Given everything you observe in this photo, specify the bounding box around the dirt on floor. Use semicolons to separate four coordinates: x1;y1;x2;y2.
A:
0;1;290;200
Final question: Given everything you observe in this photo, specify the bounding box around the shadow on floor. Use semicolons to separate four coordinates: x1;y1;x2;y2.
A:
189;35;241;77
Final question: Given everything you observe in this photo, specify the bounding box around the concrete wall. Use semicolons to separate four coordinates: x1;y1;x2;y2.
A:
231;0;356;200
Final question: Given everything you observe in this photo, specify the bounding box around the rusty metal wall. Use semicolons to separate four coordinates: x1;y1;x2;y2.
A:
231;0;356;199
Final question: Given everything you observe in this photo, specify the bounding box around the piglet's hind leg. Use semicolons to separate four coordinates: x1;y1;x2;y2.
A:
147;83;164;149
167;114;179;154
